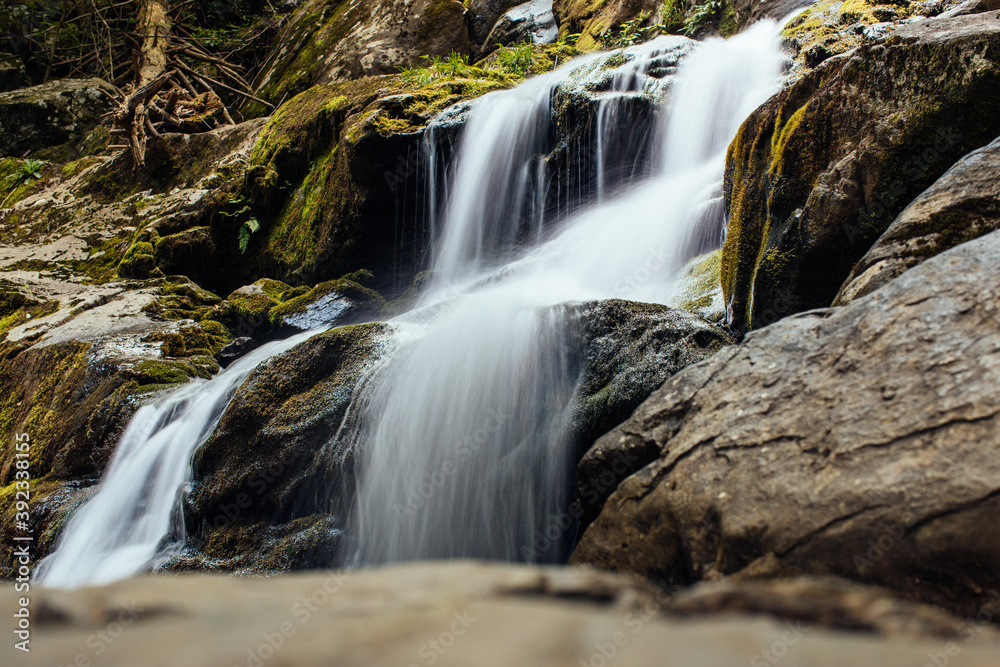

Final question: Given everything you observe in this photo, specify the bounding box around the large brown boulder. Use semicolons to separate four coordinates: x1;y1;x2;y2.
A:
722;10;1000;330
835;135;1000;305
552;0;661;49
573;227;1000;617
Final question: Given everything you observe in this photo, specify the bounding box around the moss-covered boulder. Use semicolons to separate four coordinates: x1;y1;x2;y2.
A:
239;78;460;293
0;78;115;158
722;10;1000;330
835;135;1000;305
249;0;471;111
181;322;396;573
268;272;384;330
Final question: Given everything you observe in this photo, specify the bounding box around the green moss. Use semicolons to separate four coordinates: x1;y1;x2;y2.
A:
268;275;383;325
132;355;219;387
68;232;131;284
116;241;159;279
0;299;59;341
671;250;724;320
143;277;224;322
0;158;53;207
146;323;225;358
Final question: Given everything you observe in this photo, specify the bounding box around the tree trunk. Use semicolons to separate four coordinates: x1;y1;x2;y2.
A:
129;0;172;166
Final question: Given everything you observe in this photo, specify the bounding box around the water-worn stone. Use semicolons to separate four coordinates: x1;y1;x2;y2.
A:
0;78;115;157
573;228;1000;617
5;562;1000;666
479;0;559;58
569;299;733;457
835;135;1000;305
722;10;1000;330
470;0;526;46
184;323;396;572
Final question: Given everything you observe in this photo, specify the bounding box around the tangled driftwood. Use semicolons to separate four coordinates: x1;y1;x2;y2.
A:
104;0;272;167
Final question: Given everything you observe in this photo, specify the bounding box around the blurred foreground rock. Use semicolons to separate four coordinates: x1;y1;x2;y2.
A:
5;562;1000;666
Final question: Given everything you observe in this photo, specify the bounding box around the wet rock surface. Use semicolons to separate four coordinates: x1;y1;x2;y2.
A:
573;228;1000;617
479;0;560;58
836;135;1000;305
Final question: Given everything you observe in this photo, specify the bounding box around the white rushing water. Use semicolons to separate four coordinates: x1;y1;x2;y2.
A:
348;21;785;564
35;330;317;589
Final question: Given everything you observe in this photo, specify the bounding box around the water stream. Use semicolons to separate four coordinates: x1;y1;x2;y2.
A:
34;331;317;588
348;20;785;564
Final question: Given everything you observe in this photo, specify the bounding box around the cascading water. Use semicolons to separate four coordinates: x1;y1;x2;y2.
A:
36;20;786;587
34;330;317;589
347;20;786;565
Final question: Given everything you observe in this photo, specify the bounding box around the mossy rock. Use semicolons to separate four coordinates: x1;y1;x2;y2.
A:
142;276;224;322
167;515;342;574
187;321;396;552
153;226;216;279
722;10;1000;330
116;241;159;280
0;78;116;158
268;273;384;330
206;278;292;340
0;479;95;578
130;356;219;388
0;342;142;485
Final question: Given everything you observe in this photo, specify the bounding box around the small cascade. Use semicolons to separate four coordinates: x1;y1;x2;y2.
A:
35;330;317;589
425;54;602;290
347;20;786;565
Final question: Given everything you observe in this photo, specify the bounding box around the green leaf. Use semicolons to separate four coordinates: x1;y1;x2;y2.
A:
238;218;261;254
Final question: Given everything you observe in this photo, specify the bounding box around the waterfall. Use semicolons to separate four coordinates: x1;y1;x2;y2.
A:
36;20;785;586
34;330;317;589
347;20;785;565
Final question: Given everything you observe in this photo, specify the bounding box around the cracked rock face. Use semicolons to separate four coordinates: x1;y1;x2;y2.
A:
572;227;1000;617
836;135;1000;305
722;10;1000;330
